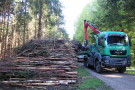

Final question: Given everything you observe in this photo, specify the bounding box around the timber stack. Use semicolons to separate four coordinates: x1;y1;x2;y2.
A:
0;40;78;89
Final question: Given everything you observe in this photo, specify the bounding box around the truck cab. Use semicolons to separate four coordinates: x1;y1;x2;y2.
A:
84;31;131;73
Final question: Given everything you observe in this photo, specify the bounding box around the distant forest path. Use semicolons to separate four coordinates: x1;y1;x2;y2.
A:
79;63;135;90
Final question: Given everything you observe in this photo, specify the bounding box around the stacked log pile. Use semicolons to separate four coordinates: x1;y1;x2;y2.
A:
0;40;78;89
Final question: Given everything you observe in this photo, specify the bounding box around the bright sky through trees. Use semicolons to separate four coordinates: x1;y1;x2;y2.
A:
60;0;94;39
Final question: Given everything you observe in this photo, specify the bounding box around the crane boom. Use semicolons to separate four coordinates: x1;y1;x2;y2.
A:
83;20;100;46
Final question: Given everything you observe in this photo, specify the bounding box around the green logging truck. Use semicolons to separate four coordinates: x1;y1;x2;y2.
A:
82;20;131;73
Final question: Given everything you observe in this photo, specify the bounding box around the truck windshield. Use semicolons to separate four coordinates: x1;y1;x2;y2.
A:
107;35;128;45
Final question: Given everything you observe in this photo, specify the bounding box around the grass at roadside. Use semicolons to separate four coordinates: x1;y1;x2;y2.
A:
77;67;89;77
126;67;135;74
77;66;112;90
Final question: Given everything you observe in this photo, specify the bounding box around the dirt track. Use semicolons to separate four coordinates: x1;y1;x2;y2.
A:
79;63;135;90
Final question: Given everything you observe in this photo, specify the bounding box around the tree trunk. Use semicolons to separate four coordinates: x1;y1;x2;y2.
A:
4;3;11;57
1;8;6;59
37;0;43;40
34;21;37;39
10;24;16;56
23;0;27;44
26;28;29;42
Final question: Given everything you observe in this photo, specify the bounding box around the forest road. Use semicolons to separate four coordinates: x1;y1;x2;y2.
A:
79;63;135;90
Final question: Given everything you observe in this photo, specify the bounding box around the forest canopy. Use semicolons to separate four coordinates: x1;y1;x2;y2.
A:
0;0;68;58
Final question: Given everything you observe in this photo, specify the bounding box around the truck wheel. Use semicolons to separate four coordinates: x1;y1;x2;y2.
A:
84;58;89;67
95;61;102;73
117;67;126;73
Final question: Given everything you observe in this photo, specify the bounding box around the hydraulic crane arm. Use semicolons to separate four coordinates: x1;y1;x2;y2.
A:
83;20;100;46
84;20;100;40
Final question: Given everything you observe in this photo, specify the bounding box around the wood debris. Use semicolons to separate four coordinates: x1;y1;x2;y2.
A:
0;40;78;89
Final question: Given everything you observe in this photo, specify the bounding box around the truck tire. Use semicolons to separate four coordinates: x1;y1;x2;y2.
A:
117;67;126;73
95;61;102;73
84;58;89;68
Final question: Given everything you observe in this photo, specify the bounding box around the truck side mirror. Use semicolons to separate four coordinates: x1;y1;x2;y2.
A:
98;38;102;45
98;38;104;47
98;37;105;47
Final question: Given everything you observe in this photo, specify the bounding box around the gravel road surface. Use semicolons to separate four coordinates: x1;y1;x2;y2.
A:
79;63;135;90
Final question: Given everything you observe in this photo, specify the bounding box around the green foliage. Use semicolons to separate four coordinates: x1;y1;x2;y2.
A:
126;67;135;75
28;0;68;39
1;0;68;45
